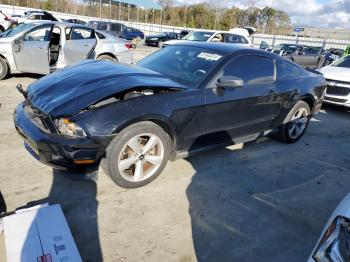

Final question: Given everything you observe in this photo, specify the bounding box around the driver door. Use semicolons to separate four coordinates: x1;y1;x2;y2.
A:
13;25;52;74
62;27;97;66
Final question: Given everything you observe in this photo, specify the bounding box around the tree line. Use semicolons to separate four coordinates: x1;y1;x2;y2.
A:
1;0;291;34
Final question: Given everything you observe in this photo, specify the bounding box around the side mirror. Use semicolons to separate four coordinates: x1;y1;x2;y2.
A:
216;76;244;89
15;36;23;44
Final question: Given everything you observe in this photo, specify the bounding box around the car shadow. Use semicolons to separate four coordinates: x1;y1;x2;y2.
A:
22;170;102;262
185;110;350;261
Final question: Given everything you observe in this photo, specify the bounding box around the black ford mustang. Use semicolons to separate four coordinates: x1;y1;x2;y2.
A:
14;42;326;188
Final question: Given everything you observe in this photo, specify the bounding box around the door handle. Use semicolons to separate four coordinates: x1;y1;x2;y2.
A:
268;90;276;94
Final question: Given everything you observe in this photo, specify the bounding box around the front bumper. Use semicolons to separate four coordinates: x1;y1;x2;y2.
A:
324;80;350;108
324;94;350;108
14;102;111;172
145;39;158;45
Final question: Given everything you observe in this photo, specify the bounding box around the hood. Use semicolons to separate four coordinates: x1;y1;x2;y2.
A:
320;65;350;82
28;60;187;118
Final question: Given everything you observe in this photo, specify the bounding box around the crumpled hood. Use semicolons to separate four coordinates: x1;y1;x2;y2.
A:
28;60;187;118
320;65;350;82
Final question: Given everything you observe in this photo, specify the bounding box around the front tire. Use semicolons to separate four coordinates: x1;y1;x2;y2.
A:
102;121;172;188
277;101;311;143
0;57;8;80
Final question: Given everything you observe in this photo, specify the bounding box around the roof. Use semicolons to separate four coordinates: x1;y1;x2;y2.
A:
106;0;161;9
168;41;248;54
169;41;282;58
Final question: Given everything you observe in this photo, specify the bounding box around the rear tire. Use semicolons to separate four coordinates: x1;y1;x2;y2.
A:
97;55;117;62
102;121;172;188
277;101;311;143
0;57;8;80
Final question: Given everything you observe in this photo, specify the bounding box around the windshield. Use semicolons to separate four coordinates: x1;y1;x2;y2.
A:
0;23;34;38
332;55;350;68
182;31;214;41
137;45;225;87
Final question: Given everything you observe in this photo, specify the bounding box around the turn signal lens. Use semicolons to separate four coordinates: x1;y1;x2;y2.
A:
73;159;94;165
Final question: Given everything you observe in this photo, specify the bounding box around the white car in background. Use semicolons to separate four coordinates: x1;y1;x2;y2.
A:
320;55;350;107
0;21;133;80
0;10;17;32
308;193;350;261
16;10;61;24
164;28;253;47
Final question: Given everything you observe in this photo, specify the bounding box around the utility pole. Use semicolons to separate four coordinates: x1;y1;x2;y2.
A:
109;0;111;21
100;0;102;20
119;2;121;21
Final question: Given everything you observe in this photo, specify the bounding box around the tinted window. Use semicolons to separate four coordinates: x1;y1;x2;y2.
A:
224;34;248;44
305;47;322;55
223;55;275;84
277;61;301;79
96;22;108;31
138;46;225;87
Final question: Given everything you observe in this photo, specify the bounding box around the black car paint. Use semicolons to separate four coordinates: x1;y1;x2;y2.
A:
14;42;326;173
145;32;179;46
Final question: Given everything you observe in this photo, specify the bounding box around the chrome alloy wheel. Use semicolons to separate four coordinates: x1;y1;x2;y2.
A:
117;133;165;182
288;107;309;139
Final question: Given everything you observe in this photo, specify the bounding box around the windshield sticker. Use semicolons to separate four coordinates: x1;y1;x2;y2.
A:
198;52;222;61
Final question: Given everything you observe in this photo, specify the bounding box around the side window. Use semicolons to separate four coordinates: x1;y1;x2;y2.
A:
67;28;95;40
223;55;275;84
277;61;301;79
224;34;248;44
24;26;52;41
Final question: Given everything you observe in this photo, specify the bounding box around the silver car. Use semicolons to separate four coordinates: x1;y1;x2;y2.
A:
0;21;133;80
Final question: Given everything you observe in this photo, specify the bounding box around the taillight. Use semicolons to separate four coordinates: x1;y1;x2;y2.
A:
125;43;132;49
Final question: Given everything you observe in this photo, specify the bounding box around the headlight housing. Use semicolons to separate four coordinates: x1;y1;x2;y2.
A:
313;216;350;262
55;118;86;138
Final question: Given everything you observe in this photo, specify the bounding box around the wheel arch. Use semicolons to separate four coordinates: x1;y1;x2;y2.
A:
300;95;315;114
0;53;10;73
111;115;177;158
97;52;119;61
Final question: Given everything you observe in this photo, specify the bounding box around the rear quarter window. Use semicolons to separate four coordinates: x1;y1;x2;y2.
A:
277;61;301;79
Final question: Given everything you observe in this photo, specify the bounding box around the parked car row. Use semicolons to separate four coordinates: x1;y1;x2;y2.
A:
0;21;133;80
0;9;145;43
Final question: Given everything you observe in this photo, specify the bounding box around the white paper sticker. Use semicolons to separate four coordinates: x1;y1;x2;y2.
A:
198;52;222;61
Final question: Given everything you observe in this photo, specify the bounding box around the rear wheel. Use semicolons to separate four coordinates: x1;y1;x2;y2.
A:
102;121;171;188
277;101;311;143
97;55;117;62
0;57;8;80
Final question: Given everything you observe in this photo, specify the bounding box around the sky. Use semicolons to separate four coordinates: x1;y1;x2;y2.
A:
173;0;350;29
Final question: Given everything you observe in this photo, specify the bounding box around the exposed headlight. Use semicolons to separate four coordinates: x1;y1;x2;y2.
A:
55;118;86;138
313;216;350;262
